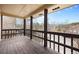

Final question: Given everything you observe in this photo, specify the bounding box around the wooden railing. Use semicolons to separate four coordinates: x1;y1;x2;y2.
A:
1;29;24;39
28;29;79;54
1;29;79;54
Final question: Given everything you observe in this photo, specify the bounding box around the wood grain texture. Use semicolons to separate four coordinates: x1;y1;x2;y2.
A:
0;36;58;54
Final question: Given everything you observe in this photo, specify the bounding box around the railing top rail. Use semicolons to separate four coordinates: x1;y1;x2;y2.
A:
2;29;24;31
2;29;79;38
32;30;79;38
47;31;79;38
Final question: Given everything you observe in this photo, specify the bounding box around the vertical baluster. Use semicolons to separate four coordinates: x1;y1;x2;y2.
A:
10;30;11;37
53;34;55;50
1;31;4;39
4;30;5;39
6;30;8;38
14;30;16;36
13;30;15;36
16;30;18;35
19;30;21;36
13;30;14;37
5;30;6;39
15;30;16;36
19;30;20;36
42;33;43;44
16;30;17;36
12;30;14;37
6;30;7;39
50;34;51;48
8;30;9;38
17;30;20;35
71;37;73;54
64;36;66;54
20;30;22;35
12;30;13;37
14;30;15;36
18;30;19;36
22;29;23;35
11;30;12;37
58;35;60;53
9;30;10;38
1;31;2;39
42;33;43;38
7;30;8;39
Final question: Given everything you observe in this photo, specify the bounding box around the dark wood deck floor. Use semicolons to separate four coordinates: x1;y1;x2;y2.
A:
0;36;58;54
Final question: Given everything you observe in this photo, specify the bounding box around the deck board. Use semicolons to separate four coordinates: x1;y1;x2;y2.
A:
0;36;58;54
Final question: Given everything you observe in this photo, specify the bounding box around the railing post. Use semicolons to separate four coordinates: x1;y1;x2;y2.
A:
30;16;33;40
44;9;48;47
71;37;73;54
1;14;3;39
64;36;66;54
24;19;26;36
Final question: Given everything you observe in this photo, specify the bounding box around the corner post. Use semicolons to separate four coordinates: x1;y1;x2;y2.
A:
1;14;3;39
44;9;48;47
24;19;26;36
30;16;33;40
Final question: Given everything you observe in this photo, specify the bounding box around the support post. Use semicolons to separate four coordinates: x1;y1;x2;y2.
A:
24;19;26;36
1;14;3;39
44;9;48;47
30;16;33;40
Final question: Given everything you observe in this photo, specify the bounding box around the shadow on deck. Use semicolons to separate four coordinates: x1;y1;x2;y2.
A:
0;36;58;54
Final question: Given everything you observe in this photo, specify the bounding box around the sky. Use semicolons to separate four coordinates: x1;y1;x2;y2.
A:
48;4;79;24
16;4;79;25
33;4;79;25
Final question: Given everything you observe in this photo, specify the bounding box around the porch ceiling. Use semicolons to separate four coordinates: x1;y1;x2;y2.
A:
0;4;73;19
0;4;53;18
